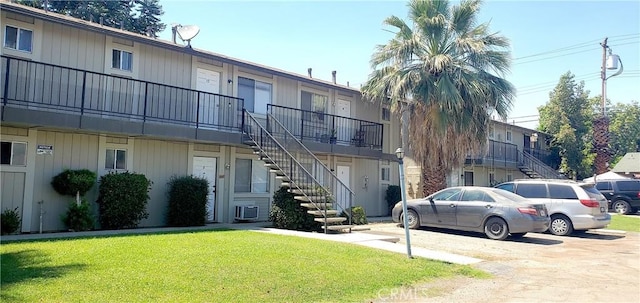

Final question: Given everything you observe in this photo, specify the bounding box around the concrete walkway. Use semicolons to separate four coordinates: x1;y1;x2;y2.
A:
0;218;481;265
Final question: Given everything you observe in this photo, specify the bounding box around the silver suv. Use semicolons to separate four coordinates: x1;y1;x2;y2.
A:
495;180;610;236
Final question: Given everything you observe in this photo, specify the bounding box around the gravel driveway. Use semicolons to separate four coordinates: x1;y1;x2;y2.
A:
364;222;640;303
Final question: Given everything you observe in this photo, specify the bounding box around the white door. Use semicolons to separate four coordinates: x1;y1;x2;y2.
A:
196;68;221;127
336;99;352;144
193;156;217;222
336;165;351;211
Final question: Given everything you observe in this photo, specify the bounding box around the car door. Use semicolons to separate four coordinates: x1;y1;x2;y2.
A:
456;189;497;228
595;181;613;202
514;183;551;212
423;188;461;226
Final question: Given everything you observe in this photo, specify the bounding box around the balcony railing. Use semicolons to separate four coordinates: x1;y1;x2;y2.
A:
467;140;519;166
524;147;557;168
1;56;244;130
268;104;383;151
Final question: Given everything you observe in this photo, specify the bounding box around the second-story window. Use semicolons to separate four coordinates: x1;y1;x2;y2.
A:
381;107;391;121
112;49;133;71
4;25;33;52
489;126;495;139
301;91;328;121
238;77;272;115
506;131;512;142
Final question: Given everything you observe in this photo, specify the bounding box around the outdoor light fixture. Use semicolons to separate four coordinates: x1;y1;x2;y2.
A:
395;147;412;258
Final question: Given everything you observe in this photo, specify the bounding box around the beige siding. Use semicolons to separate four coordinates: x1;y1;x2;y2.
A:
33;131;100;232
40;22;105;72
231;197;271;222
1;172;25;214
138;45;192;87
352;158;387;216
132;139;189;227
275;77;298;108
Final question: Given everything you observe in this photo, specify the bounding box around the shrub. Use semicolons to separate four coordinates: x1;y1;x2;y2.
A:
341;206;368;225
385;185;402;216
1;207;21;235
61;199;94;231
167;175;209;227
97;171;152;229
51;169;97;197
269;186;321;232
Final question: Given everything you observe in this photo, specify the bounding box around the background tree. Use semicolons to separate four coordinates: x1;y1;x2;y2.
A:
538;72;594;179
362;0;514;196
608;101;640;165
16;0;164;37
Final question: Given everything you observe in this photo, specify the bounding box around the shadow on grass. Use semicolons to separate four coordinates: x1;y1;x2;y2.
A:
1;250;87;302
415;226;564;245
0;227;239;244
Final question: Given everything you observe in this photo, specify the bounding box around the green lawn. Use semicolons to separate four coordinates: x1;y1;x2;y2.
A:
608;214;640;232
1;229;486;303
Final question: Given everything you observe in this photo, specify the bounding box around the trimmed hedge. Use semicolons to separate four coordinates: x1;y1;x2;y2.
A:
167;175;209;227
97;171;152;229
269;186;321;232
51;169;97;197
341;206;368;225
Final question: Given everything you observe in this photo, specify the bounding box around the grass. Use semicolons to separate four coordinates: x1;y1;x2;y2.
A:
1;229;487;303
608;214;640;232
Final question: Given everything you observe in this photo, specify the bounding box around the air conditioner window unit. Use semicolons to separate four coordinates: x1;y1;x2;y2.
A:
235;205;259;220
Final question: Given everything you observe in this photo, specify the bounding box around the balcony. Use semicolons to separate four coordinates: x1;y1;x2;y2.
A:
268;104;384;155
466;140;519;168
1;55;245;142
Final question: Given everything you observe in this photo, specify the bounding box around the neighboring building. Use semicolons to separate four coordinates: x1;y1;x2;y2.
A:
612;152;640;179
0;2;402;233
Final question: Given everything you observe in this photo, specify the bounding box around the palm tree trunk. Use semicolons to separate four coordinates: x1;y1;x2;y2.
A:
421;158;447;197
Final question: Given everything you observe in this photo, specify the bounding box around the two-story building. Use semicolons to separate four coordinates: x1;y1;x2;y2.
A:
0;1;403;233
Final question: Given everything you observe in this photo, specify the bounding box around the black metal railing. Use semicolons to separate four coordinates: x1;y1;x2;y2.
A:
467;140;519;166
1;55;244;130
520;151;567;179
243;110;352;231
523;147;557;168
268;104;383;150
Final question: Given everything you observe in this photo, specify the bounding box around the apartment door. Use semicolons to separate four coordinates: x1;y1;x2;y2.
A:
193;156;217;222
336;165;350;210
336;99;352;144
464;171;474;186
196;68;221;127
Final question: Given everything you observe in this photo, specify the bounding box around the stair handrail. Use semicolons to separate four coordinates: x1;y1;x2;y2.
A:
520;150;566;179
243;110;346;231
267;113;354;224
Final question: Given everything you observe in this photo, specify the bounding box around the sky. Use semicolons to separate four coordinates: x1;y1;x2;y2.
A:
156;0;640;130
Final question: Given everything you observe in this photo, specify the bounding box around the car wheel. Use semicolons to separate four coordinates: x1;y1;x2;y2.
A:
549;215;573;236
612;200;631;215
400;209;420;229
484;217;509;240
510;232;527;238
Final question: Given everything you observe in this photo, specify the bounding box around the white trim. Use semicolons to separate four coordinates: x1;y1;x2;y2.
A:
104;36;139;77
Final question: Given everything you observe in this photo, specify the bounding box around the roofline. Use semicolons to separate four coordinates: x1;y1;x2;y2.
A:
0;1;361;95
490;119;551;137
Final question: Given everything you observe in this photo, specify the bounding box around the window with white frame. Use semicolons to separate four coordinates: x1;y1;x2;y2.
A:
506;131;512;142
0;141;27;166
105;149;127;170
234;158;269;193
112;49;133;71
381;167;391;181
381;107;391;121
238;77;272;115
301;91;328;121
4;25;33;52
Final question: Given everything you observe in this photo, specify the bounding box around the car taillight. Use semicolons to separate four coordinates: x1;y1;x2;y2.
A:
580;199;599;207
637;192;640;199
518;207;538;215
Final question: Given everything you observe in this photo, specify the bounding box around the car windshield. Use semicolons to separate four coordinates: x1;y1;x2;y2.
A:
492;189;530;203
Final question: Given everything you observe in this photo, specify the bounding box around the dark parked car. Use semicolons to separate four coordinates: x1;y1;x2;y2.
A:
391;187;549;240
595;179;640;215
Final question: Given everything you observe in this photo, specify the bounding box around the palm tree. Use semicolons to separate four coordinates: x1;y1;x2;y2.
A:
362;0;515;196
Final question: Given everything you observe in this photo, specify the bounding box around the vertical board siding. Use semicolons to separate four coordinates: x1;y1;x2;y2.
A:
138;45;191;87
132;139;189;227
1;172;26;213
40;22;105;72
276;77;298;108
33;131;99;232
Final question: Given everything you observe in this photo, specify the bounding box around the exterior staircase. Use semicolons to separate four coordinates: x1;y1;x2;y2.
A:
518;150;567;179
242;110;353;233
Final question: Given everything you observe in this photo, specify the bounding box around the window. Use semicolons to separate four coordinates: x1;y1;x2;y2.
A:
381;167;390;181
112;49;133;71
618;181;640;191
301;91;328;120
461;190;494;202
238;77;272;115
489;126;495;139
596;182;612;191
515;183;548;198
548;184;578;199
431;188;462;201
234;158;269;193
0;141;27;166
496;182;514;193
4;25;32;52
506;131;512;142
105;149;126;170
381;107;391;121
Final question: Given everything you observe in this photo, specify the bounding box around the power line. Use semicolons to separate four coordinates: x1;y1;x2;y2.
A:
513;33;640;61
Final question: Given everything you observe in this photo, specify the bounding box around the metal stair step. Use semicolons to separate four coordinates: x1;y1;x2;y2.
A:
299;203;332;209
314;217;347;224
275;175;291;182
294;196;329;202
307;210;339;216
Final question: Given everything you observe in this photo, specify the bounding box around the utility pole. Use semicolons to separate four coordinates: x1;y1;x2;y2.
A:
600;38;608;116
594;38;610;175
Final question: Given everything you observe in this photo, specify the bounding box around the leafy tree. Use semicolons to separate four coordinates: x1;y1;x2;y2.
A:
609;101;640;165
538;72;594;179
16;0;164;37
362;0;514;196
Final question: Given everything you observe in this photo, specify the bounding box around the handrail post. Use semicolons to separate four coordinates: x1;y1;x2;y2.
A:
196;92;200;129
143;82;149;123
2;57;11;121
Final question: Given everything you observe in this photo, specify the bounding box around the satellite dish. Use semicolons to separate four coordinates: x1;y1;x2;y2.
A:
176;25;200;48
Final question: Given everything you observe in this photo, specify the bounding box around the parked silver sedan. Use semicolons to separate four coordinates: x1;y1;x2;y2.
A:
392;187;550;240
